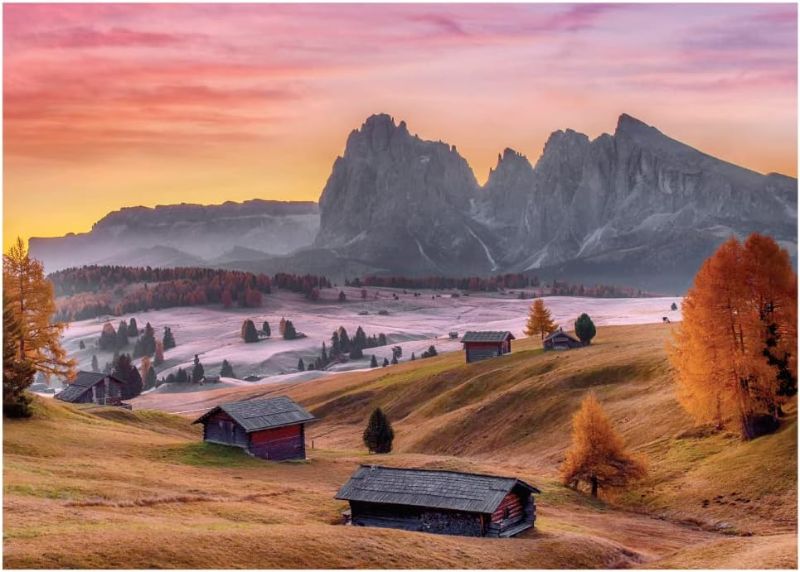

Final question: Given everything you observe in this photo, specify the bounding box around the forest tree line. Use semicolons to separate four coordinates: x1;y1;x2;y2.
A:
347;274;650;297
50;265;330;321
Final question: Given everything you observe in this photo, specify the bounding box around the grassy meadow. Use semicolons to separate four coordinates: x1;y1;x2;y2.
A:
4;324;796;568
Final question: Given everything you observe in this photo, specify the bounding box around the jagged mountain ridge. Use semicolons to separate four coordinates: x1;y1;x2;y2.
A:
32;114;796;291
313;113;796;290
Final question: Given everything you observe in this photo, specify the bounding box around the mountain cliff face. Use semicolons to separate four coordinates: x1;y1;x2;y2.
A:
315;114;495;274
314;113;796;290
30;200;319;272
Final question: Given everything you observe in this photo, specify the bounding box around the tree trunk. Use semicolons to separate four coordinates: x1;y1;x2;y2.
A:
590;476;598;498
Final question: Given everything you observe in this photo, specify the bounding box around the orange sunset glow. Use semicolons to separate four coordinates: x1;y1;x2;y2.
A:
4;3;797;248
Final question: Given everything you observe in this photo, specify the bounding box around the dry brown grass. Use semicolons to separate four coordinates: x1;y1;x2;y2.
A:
5;324;796;568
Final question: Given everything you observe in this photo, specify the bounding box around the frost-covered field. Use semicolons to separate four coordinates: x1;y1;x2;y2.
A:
61;287;682;392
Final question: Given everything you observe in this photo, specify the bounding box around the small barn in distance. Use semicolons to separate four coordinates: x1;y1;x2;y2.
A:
193;396;316;461
461;331;515;363
335;465;539;537
55;371;125;406
543;328;583;351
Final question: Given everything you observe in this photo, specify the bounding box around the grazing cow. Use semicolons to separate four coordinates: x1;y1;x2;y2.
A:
662;316;671;324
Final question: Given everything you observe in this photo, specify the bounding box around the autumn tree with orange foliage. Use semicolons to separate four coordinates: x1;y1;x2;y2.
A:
669;234;797;439
525;299;558;339
561;393;646;497
3;238;75;381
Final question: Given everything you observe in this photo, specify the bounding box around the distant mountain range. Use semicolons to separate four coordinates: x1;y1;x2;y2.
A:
31;114;797;292
30;200;320;272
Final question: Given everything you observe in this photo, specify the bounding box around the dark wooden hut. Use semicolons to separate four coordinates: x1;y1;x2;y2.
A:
192;396;316;461
55;371;125;406
335;465;539;537
461;331;515;363
543;328;583;351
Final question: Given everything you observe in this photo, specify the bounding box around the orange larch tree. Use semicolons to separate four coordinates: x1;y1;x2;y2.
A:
669;234;797;439
525;299;558;339
560;393;646;497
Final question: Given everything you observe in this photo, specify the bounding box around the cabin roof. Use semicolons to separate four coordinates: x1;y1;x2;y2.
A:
335;465;539;514
461;331;515;344
193;396;315;433
543;328;580;343
55;371;124;403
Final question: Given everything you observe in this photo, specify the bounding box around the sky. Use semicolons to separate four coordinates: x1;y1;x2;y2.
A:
4;3;797;248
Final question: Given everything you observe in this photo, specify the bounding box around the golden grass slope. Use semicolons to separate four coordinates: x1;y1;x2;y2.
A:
5;324;797;568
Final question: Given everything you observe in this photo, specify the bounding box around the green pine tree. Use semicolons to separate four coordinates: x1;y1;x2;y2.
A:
370;355;378;368
192;354;205;382
363;407;394;454
241;320;259;343
574;313;596;345
220;359;235;378
3;296;35;418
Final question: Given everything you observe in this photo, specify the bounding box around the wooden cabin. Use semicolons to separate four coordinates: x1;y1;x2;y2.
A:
335;465;540;538
193;396;316;461
55;371;125;406
461;331;515;363
543;328;583;351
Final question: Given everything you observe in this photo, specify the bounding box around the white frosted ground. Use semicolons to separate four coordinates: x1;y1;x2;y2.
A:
60;286;682;392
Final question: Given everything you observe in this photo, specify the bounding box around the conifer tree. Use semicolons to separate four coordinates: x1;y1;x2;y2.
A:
669;234;797;439
3;295;35;417
363;407;394;454
91;354;100;372
370;355;378;368
3;239;75;381
99;322;117;351
391;355;398;365
283;320;297;340
144;364;157;391
220;359;235;378
382;357;389;367
262;321;271;337
410;352;416;361
330;331;341;356
140;356;152;387
350;346;364;360
79;340;86;350
670;302;678;311
191;354;205;382
321;342;329;365
525;299;558;339
353;326;367;351
128;318;139;336
241;319;259;343
112;354;143;399
297;358;305;371
574;313;596;345
163;327;176;350
279;317;286;336
561;393;646;497
175;367;188;384
338;327;351;353
153;341;165;366
116;320;129;348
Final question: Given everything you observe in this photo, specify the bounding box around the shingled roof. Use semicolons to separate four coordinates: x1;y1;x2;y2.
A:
543;328;580;342
193;396;315;433
55;372;124;403
461;331;515;343
335;465;539;514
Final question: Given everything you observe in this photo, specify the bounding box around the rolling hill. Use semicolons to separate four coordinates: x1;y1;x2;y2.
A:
5;324;796;568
